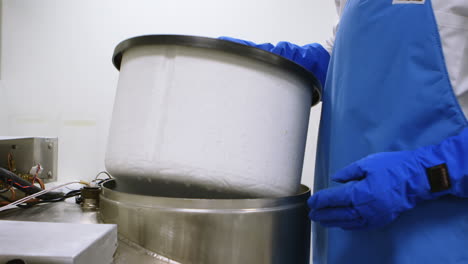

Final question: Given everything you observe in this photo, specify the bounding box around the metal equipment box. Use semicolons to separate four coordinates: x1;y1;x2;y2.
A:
0;137;58;182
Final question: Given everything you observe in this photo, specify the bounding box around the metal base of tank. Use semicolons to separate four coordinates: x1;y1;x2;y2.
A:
100;179;311;264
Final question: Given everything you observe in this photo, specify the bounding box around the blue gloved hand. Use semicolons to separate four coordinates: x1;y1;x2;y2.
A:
308;127;468;230
219;37;330;88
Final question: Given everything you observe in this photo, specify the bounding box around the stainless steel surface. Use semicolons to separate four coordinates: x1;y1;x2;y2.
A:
100;180;311;264
0;201;177;264
0;201;99;223
0;137;58;182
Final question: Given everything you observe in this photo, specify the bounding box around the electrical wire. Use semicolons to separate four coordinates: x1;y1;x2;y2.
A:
35;178;45;190
0;194;15;206
31;164;41;184
9;187;16;201
0;168;62;200
0;187;16;204
97;178;112;186
93;171;112;182
14;189;82;209
0;172;44;204
0;154;16;194
7;153;14;172
0;181;89;212
0;193;39;208
0;186;11;194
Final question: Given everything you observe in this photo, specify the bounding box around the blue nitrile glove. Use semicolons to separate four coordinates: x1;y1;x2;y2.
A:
219;37;330;88
308;127;468;230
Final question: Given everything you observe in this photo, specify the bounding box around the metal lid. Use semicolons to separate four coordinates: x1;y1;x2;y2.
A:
112;35;321;106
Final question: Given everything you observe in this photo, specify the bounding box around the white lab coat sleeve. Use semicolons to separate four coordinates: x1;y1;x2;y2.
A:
432;0;468;116
323;0;347;54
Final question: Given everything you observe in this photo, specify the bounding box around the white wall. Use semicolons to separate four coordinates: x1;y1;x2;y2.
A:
0;0;336;186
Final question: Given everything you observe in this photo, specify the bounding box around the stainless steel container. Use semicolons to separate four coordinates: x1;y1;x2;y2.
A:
100;180;311;264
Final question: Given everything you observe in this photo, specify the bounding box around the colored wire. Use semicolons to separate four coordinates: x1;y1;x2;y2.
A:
6;179;34;189
9;187;16;201
2;153;14;192
35;178;45;190
31;164;42;185
7;153;14;172
0;168;61;200
0;175;43;202
0;181;89;212
0;194;39;208
32;164;39;184
0;186;11;193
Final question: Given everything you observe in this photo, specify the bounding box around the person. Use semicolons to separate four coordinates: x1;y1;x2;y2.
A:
221;0;468;263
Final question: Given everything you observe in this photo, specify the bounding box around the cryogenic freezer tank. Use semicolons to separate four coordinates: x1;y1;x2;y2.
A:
100;179;311;264
106;35;321;197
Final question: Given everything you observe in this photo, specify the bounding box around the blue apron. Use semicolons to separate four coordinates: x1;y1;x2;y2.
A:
313;0;468;263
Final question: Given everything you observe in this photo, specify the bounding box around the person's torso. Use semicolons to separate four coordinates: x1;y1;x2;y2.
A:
332;0;468;110
313;1;468;263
